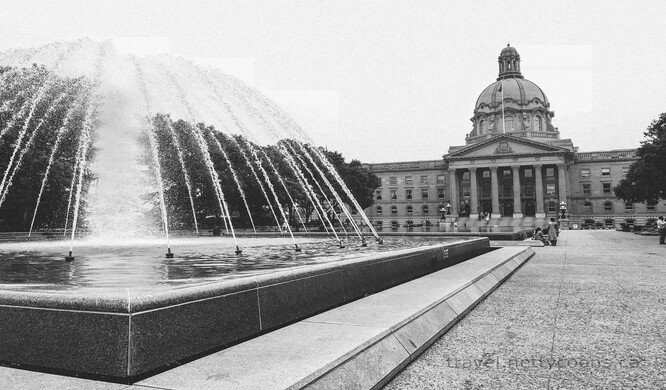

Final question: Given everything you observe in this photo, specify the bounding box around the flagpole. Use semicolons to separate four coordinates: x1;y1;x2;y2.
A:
501;80;506;134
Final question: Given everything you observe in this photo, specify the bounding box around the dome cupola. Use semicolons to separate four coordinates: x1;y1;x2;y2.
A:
498;43;523;80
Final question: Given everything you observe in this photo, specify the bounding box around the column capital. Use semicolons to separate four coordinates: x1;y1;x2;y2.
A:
489;166;499;173
557;163;566;170
469;167;477;173
511;165;520;171
534;164;543;170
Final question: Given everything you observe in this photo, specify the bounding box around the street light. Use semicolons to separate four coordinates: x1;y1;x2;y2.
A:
559;201;567;219
445;203;451;215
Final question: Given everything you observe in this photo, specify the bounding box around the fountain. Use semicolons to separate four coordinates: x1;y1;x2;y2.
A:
0;39;493;382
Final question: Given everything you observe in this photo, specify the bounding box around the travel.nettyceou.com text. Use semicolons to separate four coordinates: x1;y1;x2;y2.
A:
445;354;646;370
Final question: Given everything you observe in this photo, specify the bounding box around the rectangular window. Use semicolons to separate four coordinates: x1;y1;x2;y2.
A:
437;188;445;199
546;183;556;195
546;168;555;177
375;190;382;200
462;186;471;197
436;175;445;184
502;184;512;197
405;189;413;200
390;190;397;200
503;170;511;178
420;175;429;185
602;183;612;195
647;202;656;211
389;176;397;185
524;169;533;178
482;184;491;197
405;176;412;185
622;167;629;176
581;169;590;178
524;184;534;197
483;171;490;178
421;189;429;199
601;168;611;176
582;183;591;195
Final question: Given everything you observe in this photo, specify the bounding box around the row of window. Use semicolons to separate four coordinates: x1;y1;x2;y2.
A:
378;188;447;200
581;182;613;196
477;116;544;133
580;167;629;178
388;175;446;186
375;205;432;215
581;201;656;213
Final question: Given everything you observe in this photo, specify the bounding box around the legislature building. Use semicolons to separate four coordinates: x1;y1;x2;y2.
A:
363;45;663;229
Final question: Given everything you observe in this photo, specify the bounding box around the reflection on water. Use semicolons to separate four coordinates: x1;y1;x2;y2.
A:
0;236;465;290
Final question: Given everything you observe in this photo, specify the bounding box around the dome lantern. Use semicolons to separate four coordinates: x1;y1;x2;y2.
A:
497;43;523;80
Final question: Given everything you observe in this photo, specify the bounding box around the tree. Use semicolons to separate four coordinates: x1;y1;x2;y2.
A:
614;112;666;203
0;65;96;232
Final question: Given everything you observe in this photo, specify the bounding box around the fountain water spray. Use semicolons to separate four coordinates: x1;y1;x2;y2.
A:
28;92;84;239
206;128;257;233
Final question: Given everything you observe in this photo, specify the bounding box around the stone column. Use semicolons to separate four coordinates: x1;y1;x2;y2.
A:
469;168;478;219
449;169;459;215
534;164;545;217
558;164;567;206
512;165;523;218
490;166;500;216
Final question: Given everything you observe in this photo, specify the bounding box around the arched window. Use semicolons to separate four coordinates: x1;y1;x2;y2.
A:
406;205;413;213
505;117;514;131
479;120;485;134
375;206;382;215
422;205;429;214
583;201;593;213
624;202;634;212
604;202;613;212
535;116;543;132
391;205;398;214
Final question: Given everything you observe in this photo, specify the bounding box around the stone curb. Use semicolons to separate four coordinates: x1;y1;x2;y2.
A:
300;247;534;390
135;246;533;390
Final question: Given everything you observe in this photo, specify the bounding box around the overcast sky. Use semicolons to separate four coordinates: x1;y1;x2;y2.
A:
1;1;665;163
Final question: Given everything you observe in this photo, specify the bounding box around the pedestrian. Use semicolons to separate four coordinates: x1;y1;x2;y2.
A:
485;213;490;224
546;217;559;246
533;227;549;245
657;216;666;245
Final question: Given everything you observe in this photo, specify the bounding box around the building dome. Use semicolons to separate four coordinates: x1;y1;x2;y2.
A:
467;44;558;143
474;78;549;109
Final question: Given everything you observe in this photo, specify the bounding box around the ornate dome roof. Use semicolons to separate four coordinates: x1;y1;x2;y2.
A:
474;78;549;110
467;44;558;143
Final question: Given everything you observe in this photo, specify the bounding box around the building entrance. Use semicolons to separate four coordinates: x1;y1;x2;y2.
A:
524;201;536;217
501;201;513;217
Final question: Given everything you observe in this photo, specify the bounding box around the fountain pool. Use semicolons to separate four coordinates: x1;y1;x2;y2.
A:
0;236;469;290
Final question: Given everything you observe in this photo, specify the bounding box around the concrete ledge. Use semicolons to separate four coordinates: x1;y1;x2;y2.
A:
136;246;534;389
0;238;489;380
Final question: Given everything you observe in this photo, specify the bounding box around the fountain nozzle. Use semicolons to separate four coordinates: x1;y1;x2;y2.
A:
377;237;383;245
235;246;243;255
338;240;345;249
166;248;174;259
361;238;368;247
64;251;74;262
295;244;302;252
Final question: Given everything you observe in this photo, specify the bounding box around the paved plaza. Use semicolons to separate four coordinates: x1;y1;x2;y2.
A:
384;230;666;389
1;230;664;389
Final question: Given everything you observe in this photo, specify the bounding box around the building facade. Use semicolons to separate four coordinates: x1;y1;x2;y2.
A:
364;45;664;228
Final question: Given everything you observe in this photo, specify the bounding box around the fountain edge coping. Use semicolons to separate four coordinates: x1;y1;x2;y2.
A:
0;238;487;313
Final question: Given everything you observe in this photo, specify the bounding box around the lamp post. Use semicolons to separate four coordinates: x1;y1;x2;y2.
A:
445;203;451;215
559;201;567;219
